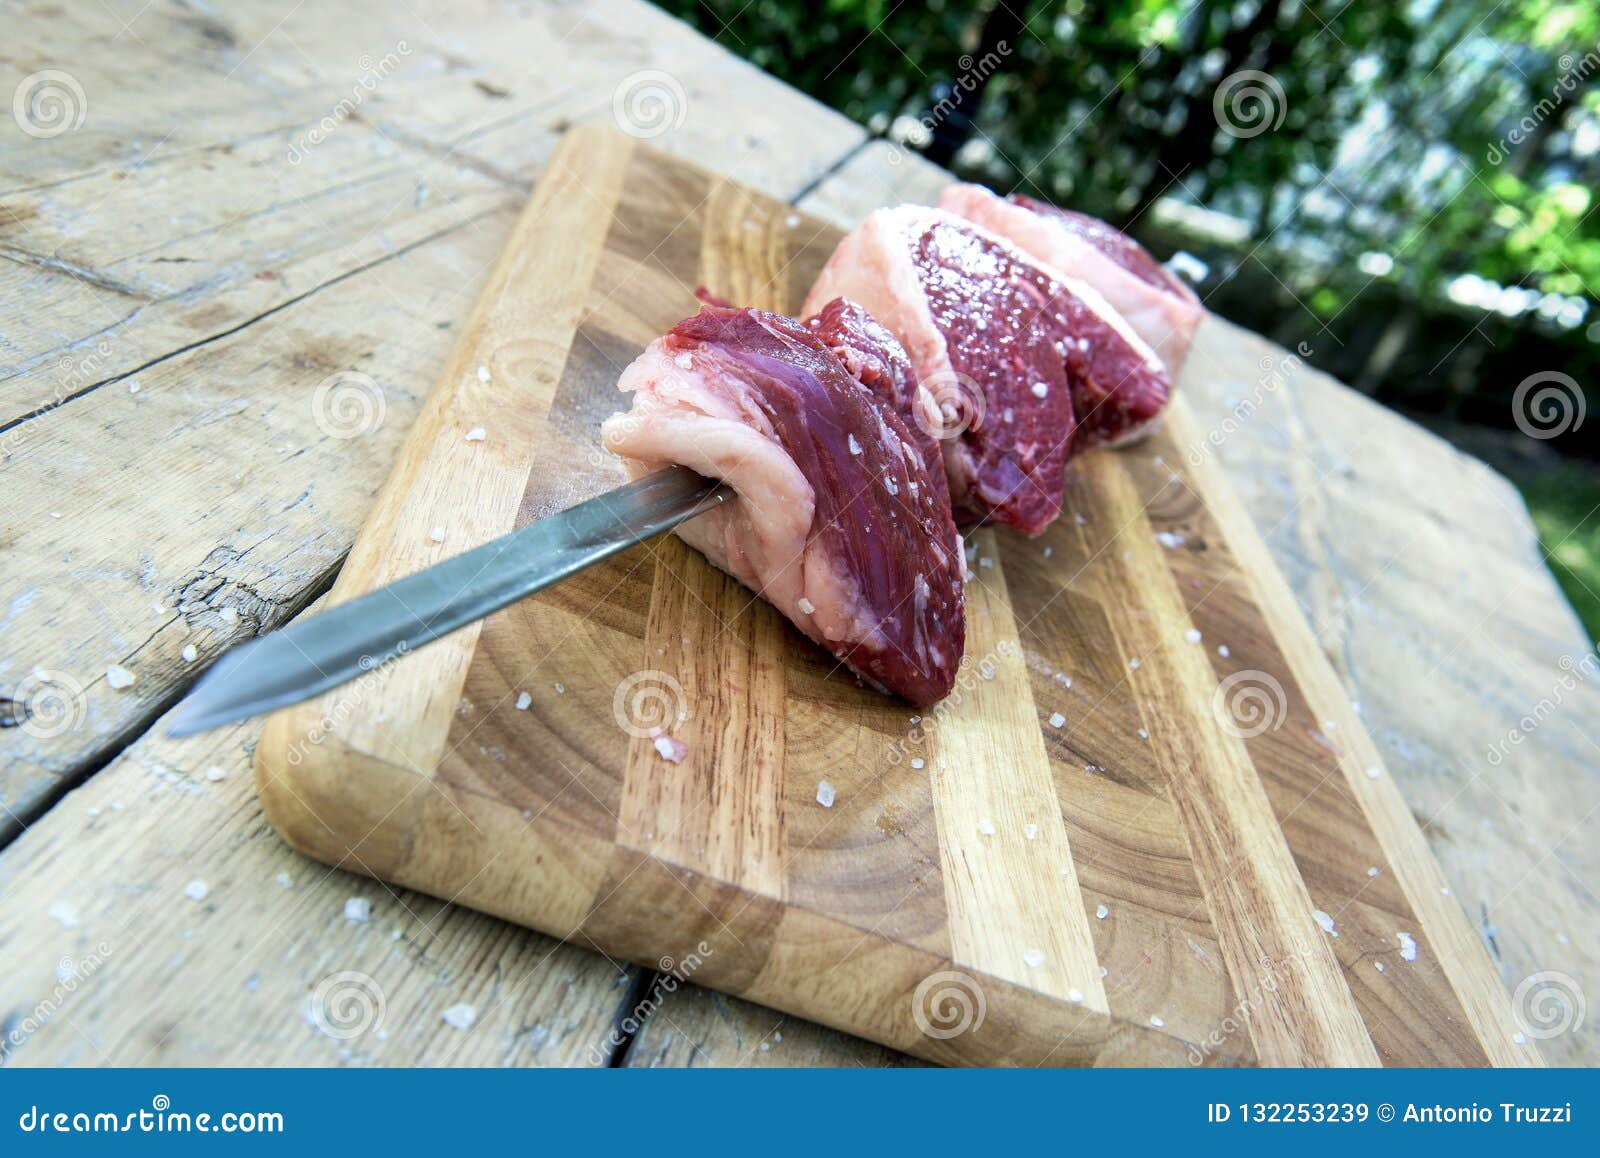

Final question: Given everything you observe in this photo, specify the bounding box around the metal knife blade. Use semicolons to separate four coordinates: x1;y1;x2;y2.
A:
166;466;732;737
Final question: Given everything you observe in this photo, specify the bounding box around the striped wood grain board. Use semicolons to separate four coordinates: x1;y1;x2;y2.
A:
255;125;1535;1066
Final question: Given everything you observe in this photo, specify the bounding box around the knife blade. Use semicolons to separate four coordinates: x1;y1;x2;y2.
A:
166;466;733;737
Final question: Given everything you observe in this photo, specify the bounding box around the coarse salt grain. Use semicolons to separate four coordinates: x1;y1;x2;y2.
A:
181;644;198;663
106;664;135;689
218;606;237;624
1314;909;1337;936
1155;531;1185;548
815;780;836;808
429;526;445;543
48;900;80;928
1368;866;1380;877
675;352;694;370
1022;948;1045;967
1513;1031;1528;1045
1375;961;1385;972
847;434;862;456
1149;1015;1165;1028
1030;382;1049;399
275;872;294;889
1053;673;1071;688
797;597;816;614
553;682;565;694
1217;645;1230;658
1068;988;1084;1004
204;766;225;782
1184;628;1202;644
1129;658;1141;670
1365;766;1382;779
977;818;995;836
442;1003;477;1030
1048;712;1066;729
910;757;925;770
184;880;208;901
476;366;490;383
465;427;486;442
1024;823;1039;841
1138;728;1149;740
1096;904;1109;920
654;735;687;764
1398;932;1418;961
515;692;532;711
344;897;371;922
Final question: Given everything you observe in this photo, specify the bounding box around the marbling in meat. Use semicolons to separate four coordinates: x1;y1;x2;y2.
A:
939;183;1203;376
601;304;965;706
803;206;1170;535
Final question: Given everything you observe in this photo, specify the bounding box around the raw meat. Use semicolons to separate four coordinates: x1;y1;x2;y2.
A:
939;184;1203;376
803;207;1170;534
601;304;965;706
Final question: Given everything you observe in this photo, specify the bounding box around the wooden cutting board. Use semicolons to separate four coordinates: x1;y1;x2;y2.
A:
255;125;1534;1067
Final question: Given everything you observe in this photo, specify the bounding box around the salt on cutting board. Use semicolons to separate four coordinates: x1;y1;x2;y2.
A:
254;125;1536;1067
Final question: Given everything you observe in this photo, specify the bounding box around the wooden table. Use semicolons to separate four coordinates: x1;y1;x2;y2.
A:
2;0;1595;1067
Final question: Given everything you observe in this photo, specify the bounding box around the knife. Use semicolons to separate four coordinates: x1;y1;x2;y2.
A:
166;466;733;737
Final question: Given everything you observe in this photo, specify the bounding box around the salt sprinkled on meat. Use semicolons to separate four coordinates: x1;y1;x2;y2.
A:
442;1003;477;1030
106;664;135;689
1096;904;1109;920
181;644;198;663
1023;948;1045;967
654;735;688;763
48;899;80;928
796;597;816;614
847;433;862;455
977;818;996;836
465;427;486;442
515;692;531;711
674;352;694;370
1048;712;1065;728
184;879;208;901
344;897;371;922
1398;932;1418;961
1030;382;1049;399
815;780;836;808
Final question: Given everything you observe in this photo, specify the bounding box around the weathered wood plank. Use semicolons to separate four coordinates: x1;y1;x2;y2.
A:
0;624;640;1066
0;0;864;834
